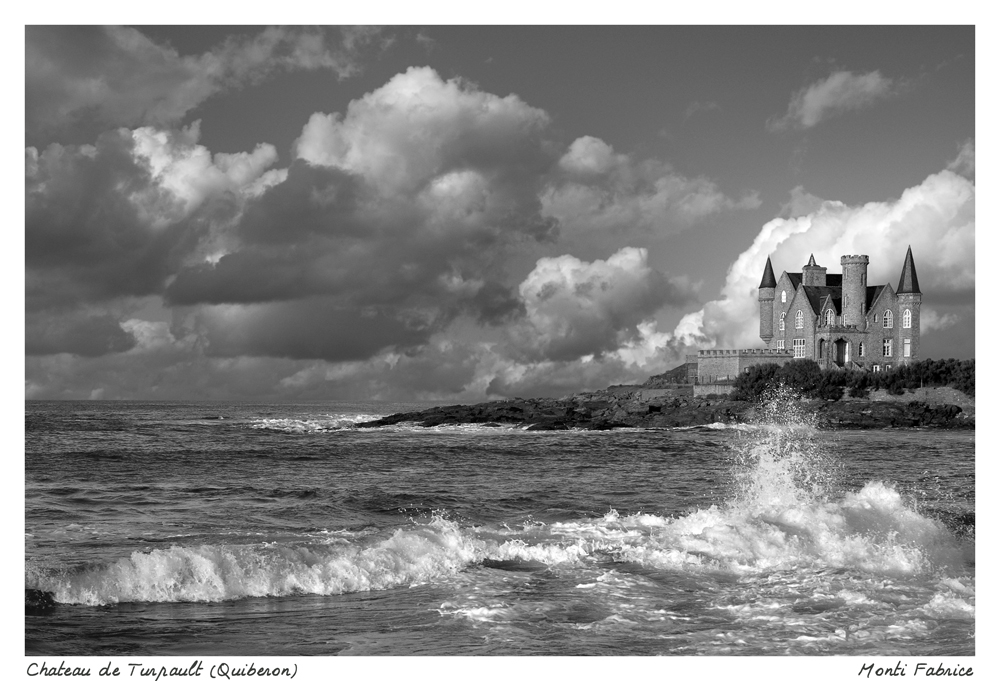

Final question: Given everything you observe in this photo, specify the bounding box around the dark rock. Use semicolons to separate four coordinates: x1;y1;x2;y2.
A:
355;388;972;432
26;589;56;615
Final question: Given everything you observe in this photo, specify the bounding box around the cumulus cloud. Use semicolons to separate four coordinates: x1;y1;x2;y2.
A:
947;139;975;179
25;122;280;316
26;26;382;145
131;121;282;220
542;136;760;237
674;167;975;349
25;63;763;394
768;70;897;131
161;67;563;362
507;247;697;362
295;66;552;195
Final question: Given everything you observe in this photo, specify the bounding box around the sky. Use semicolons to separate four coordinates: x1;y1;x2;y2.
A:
24;24;976;402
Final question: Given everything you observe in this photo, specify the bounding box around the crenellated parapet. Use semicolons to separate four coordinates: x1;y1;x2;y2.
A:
698;349;794;357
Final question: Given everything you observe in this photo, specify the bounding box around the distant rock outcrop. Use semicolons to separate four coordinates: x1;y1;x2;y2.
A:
357;388;972;431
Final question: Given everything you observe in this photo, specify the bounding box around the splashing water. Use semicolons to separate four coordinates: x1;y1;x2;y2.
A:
729;385;839;513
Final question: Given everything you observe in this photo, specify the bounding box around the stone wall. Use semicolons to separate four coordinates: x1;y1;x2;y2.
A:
694;383;733;397
696;349;793;384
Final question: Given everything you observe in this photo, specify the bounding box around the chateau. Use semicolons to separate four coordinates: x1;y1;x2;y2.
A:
692;247;922;388
759;247;921;371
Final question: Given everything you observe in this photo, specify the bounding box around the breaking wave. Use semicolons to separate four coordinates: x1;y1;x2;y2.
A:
28;388;971;609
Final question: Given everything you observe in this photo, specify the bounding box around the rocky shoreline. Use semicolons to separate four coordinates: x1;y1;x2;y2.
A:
358;387;974;431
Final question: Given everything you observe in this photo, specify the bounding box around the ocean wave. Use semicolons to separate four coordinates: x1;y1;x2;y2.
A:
249;414;386;433
27;481;969;607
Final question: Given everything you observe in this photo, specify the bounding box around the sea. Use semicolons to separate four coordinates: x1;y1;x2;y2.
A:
24;396;975;659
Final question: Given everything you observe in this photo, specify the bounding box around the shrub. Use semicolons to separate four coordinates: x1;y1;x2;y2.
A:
776;360;823;396
731;363;781;402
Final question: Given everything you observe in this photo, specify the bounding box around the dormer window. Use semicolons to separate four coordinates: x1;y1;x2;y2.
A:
883;310;893;328
781;291;786;303
825;309;834;326
795;310;804;329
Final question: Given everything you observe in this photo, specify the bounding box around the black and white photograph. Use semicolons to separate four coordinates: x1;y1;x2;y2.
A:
24;19;977;667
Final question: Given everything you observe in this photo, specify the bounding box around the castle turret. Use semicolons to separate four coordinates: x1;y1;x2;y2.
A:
840;255;869;327
758;256;776;344
896;246;921;363
802;253;827;287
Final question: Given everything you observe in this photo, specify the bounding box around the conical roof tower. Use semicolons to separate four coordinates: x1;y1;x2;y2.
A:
897;246;921;294
759;256;777;288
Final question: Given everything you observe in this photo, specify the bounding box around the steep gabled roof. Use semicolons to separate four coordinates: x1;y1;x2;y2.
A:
897;246;921;294
825;273;843;287
787;273;802;288
759;256;777;288
802;286;843;315
866;284;887;311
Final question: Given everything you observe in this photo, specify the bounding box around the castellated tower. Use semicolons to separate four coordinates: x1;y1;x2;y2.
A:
758;256;776;344
840;255;869;327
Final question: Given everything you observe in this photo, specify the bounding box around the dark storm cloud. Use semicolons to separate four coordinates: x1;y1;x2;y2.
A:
163;157;531;319
25;131;192;310
26;310;137;357
196;300;436;362
26;26;383;146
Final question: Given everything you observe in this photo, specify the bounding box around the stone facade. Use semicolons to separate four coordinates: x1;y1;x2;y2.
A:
760;247;922;372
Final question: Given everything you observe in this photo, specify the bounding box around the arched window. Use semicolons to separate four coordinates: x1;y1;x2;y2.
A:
778;312;785;331
883;310;893;328
903;309;911;329
858;341;865;357
781;291;786;303
825;309;834;326
795;310;804;329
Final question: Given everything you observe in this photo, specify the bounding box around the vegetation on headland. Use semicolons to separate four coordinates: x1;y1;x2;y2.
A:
732;358;975;402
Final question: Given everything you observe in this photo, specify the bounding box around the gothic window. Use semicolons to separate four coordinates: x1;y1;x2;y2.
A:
781;291;786;303
903;338;911;358
825;309;834;326
858;341;865;357
779;312;785;331
795;310;804;329
777;339;785;350
883;339;892;357
903;309;911;329
793;338;805;358
883;310;893;328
